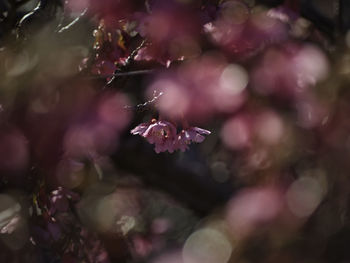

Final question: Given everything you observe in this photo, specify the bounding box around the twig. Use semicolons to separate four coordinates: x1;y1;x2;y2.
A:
105;40;147;87
86;69;155;80
16;0;62;39
57;8;88;33
125;39;147;66
124;91;163;112
112;69;154;76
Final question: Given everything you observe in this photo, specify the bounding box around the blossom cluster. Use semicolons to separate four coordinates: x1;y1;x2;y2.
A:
131;119;210;153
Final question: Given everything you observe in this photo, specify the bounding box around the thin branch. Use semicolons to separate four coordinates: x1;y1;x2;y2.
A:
57;8;88;33
124;91;163;112
86;69;154;80
124;39;147;66
105;40;147;87
112;69;154;77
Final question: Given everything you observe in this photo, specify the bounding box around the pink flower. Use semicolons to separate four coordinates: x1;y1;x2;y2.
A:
204;1;289;59
131;119;177;153
226;187;283;238
148;56;246;123
130;122;149;137
176;127;211;152
251;43;329;99
131;120;211;153
133;1;202;65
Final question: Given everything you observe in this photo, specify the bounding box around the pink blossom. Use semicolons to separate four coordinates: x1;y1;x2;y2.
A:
133;2;201;65
251;43;329;99
226;187;283;238
131;121;211;153
221;115;252;150
204;1;289;59
63;92;131;159
149;56;246;122
63;122;116;159
131;235;153;258
176;127;211;152
131;119;177;153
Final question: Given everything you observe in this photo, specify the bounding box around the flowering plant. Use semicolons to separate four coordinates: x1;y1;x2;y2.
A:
0;0;350;262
